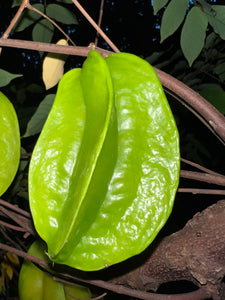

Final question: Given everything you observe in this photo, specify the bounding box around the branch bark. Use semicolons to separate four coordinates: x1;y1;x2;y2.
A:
111;200;225;299
180;170;225;186
156;69;225;145
2;199;223;299
71;0;119;52
0;38;225;144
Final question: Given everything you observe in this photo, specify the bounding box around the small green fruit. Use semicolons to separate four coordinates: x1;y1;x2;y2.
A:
18;240;91;300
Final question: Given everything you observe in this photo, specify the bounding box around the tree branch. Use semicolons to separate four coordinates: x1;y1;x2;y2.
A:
0;198;212;300
0;220;27;232
156;68;225;144
180;170;225;186
95;0;105;46
0;199;31;218
0;243;209;300
181;158;222;176
0;205;34;235
111;200;225;299
1;0;28;40
0;38;111;57
0;38;224;144
0;0;29;54
178;188;225;195
71;0;119;52
26;2;76;46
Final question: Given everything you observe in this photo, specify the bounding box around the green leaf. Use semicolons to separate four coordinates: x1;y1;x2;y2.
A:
32;19;54;43
11;0;21;8
214;62;225;82
145;51;164;64
181;6;208;66
26;83;44;94
152;0;169;15
204;32;217;49
198;83;225;114
0;92;20;196
207;5;225;40
172;60;188;73
160;0;189;42
23;94;55;138
198;0;214;13
214;62;225;76
14;4;44;32
46;4;78;25
19;148;29;172
56;0;73;3
0;69;22;87
218;72;225;82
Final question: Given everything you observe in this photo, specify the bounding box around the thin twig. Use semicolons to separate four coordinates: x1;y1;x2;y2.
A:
71;0;119;52
0;0;29;54
95;0;105;46
178;188;225;195
0;220;27;232
0;243;49;268
27;3;76;46
0;199;31;218
2;0;28;39
58;274;209;300
65;282;106;300
0;38;225;144
181;158;222;176
0;206;34;235
180;170;225;186
91;293;107;300
0;227;22;250
0;38;111;57
0;242;210;300
21;152;32;157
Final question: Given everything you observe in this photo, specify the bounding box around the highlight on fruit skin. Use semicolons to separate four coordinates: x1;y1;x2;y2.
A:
0;91;20;196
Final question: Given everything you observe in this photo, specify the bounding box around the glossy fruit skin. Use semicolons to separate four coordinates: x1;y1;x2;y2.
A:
18;240;91;300
0;92;20;196
29;50;180;271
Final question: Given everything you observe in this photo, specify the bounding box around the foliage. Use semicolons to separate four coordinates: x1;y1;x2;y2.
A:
0;69;22;87
147;31;225;115
0;252;19;294
153;0;225;65
23;93;55;137
14;2;78;32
